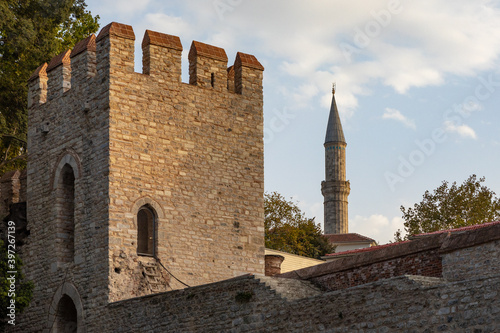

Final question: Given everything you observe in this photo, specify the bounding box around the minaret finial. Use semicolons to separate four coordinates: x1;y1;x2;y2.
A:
332;82;336;95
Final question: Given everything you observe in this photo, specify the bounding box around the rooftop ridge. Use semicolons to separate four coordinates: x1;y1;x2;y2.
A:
412;220;500;238
28;63;48;82
189;40;228;61
325;240;411;257
46;50;71;72
71;34;96;58
324;233;376;243
142;30;182;51
235;52;264;70
96;22;135;42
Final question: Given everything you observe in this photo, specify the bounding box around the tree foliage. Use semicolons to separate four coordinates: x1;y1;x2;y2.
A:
395;175;500;241
0;0;99;174
0;239;34;328
265;192;335;259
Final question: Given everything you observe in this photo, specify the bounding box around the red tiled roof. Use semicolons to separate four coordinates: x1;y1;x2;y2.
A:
412;220;500;237
142;30;182;51
28;63;47;81
324;233;376;243
236;52;264;70
325;241;411;257
325;221;500;257
70;34;96;58
47;50;71;72
188;41;228;62
96;22;135;42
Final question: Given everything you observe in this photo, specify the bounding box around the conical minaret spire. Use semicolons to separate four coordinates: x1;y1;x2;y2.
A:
321;85;350;234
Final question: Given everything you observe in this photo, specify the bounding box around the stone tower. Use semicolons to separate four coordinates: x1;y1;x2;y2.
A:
321;86;350;234
19;22;265;332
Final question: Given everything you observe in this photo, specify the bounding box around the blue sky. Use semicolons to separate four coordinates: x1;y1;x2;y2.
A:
85;0;500;244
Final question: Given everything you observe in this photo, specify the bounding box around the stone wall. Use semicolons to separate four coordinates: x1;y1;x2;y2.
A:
93;273;499;332
0;169;26;219
95;226;500;332
22;30;111;332
281;233;445;291
280;222;500;292
101;25;265;301
16;21;265;332
440;222;500;281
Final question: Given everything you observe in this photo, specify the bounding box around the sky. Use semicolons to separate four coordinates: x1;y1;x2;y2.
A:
84;0;500;244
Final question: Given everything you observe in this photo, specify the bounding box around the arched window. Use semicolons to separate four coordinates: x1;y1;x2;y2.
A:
54;294;77;332
48;282;84;333
56;164;75;262
137;206;156;256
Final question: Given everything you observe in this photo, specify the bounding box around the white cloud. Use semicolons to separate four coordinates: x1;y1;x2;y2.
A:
97;0;500;117
89;0;500;116
350;214;405;245
382;108;416;129
89;0;151;17
443;121;477;139
196;0;500;114
143;13;193;38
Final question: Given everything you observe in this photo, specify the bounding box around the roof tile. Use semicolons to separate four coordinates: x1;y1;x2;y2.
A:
47;50;71;72
326;241;410;257
412;220;500;237
28;63;48;82
324;233;376;243
189;41;228;62
236;52;264;70
70;34;96;58
142;30;182;51
96;22;135;42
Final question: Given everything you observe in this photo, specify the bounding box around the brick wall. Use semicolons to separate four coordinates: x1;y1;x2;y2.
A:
280;233;446;291
311;248;442;291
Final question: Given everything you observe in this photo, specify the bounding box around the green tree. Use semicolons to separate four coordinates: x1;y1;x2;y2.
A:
265;191;335;258
0;0;99;174
0;239;34;328
395;175;500;241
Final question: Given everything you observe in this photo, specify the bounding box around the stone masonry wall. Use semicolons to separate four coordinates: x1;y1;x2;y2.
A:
15;21;265;332
280;233;445;291
0;169;26;219
440;222;500;281
94;273;500;332
102;25;265;301
95;229;499;332
310;248;442;291
18;32;111;332
443;240;500;282
21;224;494;332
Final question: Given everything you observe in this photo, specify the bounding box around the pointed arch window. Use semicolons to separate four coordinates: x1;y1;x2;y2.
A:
137;205;156;256
56;163;75;263
54;294;78;332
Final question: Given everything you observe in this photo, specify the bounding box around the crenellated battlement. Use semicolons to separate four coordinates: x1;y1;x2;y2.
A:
22;22;265;330
28;22;264;108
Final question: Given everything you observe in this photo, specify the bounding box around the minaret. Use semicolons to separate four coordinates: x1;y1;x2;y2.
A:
321;84;350;234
